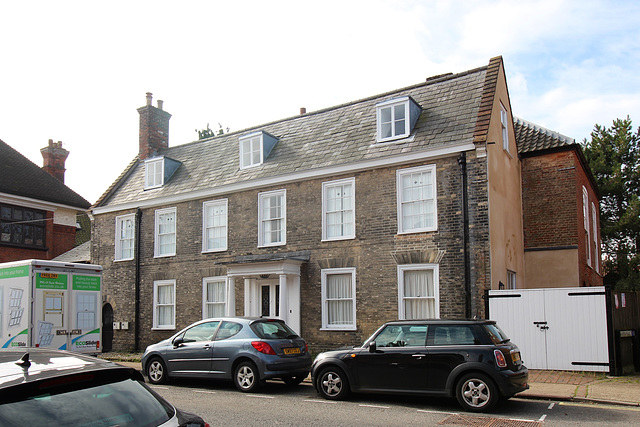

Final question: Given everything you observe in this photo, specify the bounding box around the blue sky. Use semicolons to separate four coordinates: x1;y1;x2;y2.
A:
1;0;639;203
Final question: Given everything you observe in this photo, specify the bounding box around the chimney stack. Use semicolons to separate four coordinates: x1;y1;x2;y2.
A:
300;107;306;115
40;139;69;183
138;92;171;160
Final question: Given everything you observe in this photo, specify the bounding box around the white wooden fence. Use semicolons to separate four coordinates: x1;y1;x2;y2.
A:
487;287;610;372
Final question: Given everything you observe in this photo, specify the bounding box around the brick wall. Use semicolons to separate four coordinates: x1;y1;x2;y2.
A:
94;152;491;352
521;151;578;248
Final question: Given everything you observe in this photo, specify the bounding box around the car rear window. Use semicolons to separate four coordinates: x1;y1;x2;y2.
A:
251;320;298;339
484;323;510;344
0;377;174;427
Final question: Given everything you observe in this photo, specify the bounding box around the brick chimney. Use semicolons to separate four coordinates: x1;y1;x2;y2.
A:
138;92;171;160
40;139;69;183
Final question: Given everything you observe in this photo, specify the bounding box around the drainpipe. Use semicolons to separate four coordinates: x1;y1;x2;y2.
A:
134;208;142;352
458;152;472;318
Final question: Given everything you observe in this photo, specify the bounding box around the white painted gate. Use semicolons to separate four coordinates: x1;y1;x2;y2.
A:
488;287;609;372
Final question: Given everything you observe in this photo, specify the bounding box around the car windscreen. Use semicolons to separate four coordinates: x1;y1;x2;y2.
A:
250;320;298;339
484;323;510;344
0;375;174;427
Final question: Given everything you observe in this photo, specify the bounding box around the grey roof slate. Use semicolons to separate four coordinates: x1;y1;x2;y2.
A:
514;117;576;154
0;139;91;209
52;240;91;263
97;66;489;208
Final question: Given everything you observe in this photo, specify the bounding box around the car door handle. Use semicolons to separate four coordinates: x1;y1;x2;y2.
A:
412;354;426;359
203;344;212;349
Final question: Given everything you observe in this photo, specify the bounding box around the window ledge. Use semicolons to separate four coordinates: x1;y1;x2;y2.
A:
320;327;357;332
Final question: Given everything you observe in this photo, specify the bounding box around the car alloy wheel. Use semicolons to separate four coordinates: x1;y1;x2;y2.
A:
234;361;260;392
147;358;168;385
317;367;349;400
456;373;498;412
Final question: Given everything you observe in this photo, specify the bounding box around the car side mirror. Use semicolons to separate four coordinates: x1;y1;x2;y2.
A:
368;341;377;353
173;337;184;347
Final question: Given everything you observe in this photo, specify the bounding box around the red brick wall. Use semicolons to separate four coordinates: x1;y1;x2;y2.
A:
0;211;78;262
521;150;578;248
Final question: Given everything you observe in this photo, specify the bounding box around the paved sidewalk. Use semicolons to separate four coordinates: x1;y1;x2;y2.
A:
518;369;640;407
114;359;640;407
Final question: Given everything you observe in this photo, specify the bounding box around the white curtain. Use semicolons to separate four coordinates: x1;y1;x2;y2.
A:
403;270;435;319
157;284;174;326
206;281;226;317
327;274;353;326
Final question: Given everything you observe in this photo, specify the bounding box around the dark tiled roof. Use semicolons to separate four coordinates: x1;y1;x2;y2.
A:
514;117;576;154
0;139;91;209
97;62;491;208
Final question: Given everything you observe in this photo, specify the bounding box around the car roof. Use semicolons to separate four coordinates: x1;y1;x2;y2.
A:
0;348;137;389
383;319;496;326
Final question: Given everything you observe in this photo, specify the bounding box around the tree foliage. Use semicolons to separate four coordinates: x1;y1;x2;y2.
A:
583;117;640;290
196;123;229;140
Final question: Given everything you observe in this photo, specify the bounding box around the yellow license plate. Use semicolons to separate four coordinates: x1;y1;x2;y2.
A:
283;347;301;355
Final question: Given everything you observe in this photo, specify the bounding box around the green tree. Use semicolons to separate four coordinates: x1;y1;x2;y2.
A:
583;117;640;290
196;123;229;140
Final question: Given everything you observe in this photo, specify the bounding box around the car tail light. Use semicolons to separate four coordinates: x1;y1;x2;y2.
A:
305;343;308;353
494;349;507;368
252;341;276;355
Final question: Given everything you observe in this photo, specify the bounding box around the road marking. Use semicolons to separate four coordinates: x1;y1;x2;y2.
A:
150;386;169;390
194;390;216;394
304;399;337;404
359;404;390;409
559;402;640;412
539;414;547;422
417;409;458;415
245;394;275;399
548;403;555;409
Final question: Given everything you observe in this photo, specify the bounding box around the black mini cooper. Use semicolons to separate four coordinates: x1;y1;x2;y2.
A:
311;319;528;412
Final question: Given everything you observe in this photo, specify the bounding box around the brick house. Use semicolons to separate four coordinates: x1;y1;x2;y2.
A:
90;57;602;352
0;139;91;262
515;118;603;288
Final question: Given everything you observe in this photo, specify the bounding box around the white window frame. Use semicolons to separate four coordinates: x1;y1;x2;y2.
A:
591;202;599;273
239;132;263;169
145;158;164;189
507;270;517;290
153;280;176;330
202;199;228;253
376;97;410;143
397;164;437;234
76;292;97;331
154;207;177;258
322;178;355;241
258;189;286;247
397;264;439;320
321;268;357;331
500;103;510;154
583;186;591;266
202;276;228;319
115;213;135;261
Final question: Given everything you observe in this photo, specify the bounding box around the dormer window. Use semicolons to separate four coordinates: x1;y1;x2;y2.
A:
145;158;164;189
144;156;181;190
376;96;421;143
239;131;279;169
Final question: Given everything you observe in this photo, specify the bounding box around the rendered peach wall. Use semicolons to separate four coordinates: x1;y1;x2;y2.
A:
485;62;526;289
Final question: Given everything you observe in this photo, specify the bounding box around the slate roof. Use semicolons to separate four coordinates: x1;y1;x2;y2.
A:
96;61;496;209
514;117;576;154
52;240;91;263
0;139;90;209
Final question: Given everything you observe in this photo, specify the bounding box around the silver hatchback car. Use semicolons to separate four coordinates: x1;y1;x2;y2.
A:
141;317;311;392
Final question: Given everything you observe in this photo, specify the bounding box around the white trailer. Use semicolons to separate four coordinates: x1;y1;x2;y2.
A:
0;259;103;354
